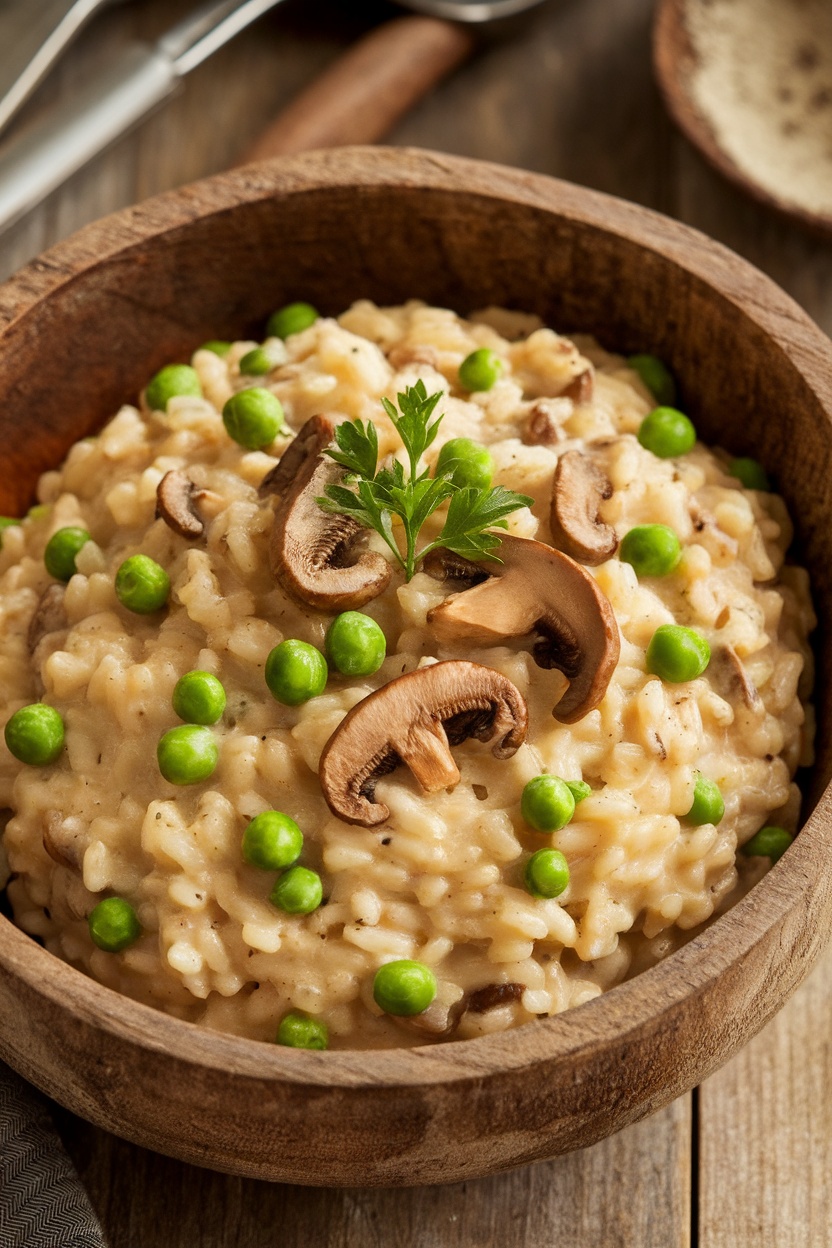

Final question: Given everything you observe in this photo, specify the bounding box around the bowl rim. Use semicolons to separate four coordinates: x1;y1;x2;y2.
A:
2;145;832;1092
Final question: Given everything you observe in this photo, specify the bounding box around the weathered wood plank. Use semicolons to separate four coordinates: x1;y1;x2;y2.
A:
55;1095;691;1248
698;941;832;1247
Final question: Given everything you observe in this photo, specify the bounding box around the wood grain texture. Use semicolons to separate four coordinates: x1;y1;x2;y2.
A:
1;0;832;1239
239;17;475;162
698;945;832;1246
54;1094;691;1248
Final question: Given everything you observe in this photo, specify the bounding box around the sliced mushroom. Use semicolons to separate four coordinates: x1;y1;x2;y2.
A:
713;643;763;712
387;344;438;371
561;368;594;404
27;584;67;654
523;399;570;447
259;414;334;499
156;470;206;539
550;450;617;565
261;414;392;612
319;660;528;827
427;534;620;723
422;546;489;588
395;996;466;1039
465;982;525;1013
42;811;85;869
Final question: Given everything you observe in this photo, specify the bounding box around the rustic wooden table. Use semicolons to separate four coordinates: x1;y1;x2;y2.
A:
5;0;832;1243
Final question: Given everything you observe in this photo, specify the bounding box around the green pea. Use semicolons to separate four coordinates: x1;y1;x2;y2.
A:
145;364;202;412
243;811;303;871
267;302;319;340
565;780;591;804
637;406;696;458
270;866;323;915
646;624;710;683
742;825;793;863
686;773;724;825
729;457;770;491
88;897;141;953
619;524;682;578
238;347;277;376
115;554;170;614
27;504;50;521
222;388;285;450
276;1011;328;1050
0;517;21;546
44;526;91;582
521;775;576;833
172;671;226;725
4;703;64;766
199;340;232;357
525;848;570;899
435;437;494;490
627;354;677;407
325;612;386;677
157;725;218;785
265;639;328;706
373;959;437;1016
458;348;503;392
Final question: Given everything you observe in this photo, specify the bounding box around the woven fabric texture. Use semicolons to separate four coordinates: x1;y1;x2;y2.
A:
0;1062;107;1248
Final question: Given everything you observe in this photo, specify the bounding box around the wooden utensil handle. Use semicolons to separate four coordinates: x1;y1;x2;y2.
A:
238;16;475;163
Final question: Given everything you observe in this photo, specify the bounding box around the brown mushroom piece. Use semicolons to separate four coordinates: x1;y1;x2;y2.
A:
319;660;528;827
156;469;205;539
713;642;763;713
523;399;569;447
561;368;594;404
465;982;525;1014
27;584;67;654
550;450;617;565
387;343;438;371
261;414;392;612
395;996;466;1039
42;810;85;869
427;534;620;724
258;413;333;500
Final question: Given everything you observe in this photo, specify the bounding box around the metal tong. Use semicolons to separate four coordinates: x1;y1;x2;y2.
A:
0;0;548;234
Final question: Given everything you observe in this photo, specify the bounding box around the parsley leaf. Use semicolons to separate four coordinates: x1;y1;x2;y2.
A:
316;383;532;581
424;485;534;562
324;418;379;481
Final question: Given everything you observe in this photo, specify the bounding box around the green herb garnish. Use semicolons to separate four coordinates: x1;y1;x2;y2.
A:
317;382;532;581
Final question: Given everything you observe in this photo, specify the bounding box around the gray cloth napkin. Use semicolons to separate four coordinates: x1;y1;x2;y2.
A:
0;1061;107;1248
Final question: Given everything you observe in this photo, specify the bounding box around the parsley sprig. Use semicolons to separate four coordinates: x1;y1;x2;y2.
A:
316;381;532;581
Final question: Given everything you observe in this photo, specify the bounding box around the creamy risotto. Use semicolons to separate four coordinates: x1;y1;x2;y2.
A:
0;301;816;1049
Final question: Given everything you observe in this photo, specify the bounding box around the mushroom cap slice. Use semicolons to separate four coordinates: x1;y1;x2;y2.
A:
259;414;333;500
262;414;392;612
550;450;617;566
319;660;528;827
427;533;620;724
712;642;763;713
156;469;205;539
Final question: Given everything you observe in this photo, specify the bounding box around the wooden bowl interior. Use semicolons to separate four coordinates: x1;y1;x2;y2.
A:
1;151;832;1183
4;174;831;793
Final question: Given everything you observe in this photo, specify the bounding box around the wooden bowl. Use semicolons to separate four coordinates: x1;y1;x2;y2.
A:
653;0;832;237
1;148;832;1187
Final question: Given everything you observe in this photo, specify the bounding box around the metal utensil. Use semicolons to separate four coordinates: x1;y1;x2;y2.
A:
0;0;126;135
403;0;545;18
0;0;551;234
0;0;289;232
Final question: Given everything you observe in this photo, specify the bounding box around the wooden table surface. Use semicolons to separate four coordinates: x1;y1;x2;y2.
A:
5;0;832;1244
